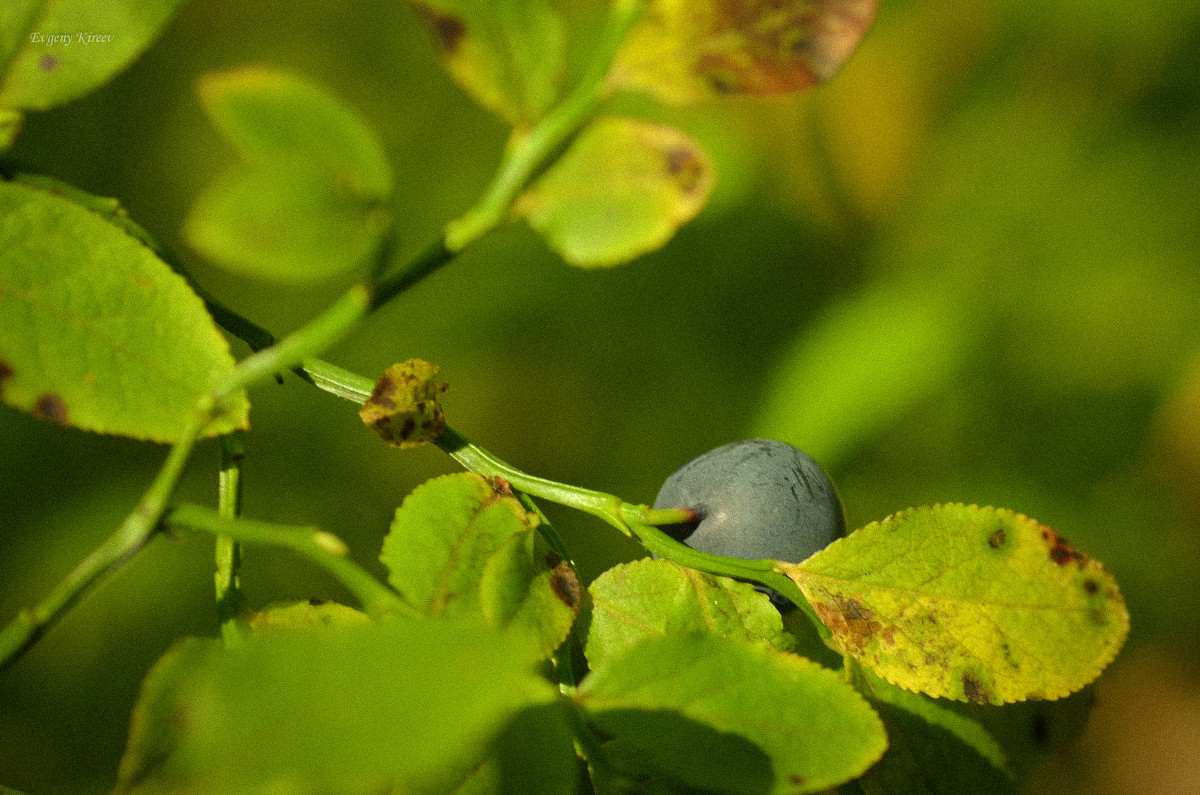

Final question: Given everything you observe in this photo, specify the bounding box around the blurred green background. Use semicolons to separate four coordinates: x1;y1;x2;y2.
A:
3;0;1200;791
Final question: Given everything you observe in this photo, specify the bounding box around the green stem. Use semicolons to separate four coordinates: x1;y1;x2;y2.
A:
435;427;632;535
515;493;582;692
515;491;573;567
443;0;646;252
213;284;372;400
0;253;384;669
287;361;692;539
216;432;247;646
0;411;205;671
282;356;833;638
193;282;277;354
369;237;453;312
565;700;628;793
297;357;374;402
165;504;415;620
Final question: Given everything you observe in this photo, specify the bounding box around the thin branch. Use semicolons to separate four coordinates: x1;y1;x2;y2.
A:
165;504;416;620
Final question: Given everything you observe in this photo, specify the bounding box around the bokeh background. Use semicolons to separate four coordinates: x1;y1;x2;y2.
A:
3;0;1200;791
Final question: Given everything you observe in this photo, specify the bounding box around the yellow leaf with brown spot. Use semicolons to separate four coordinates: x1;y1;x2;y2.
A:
359;359;448;449
410;0;563;125
516;116;714;267
609;0;879;105
781;504;1129;704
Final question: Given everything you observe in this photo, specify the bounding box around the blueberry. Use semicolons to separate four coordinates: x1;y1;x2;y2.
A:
653;439;845;610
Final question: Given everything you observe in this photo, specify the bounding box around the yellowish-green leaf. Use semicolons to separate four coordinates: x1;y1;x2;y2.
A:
380;472;535;617
185;162;391;284
608;0;879;105
380;472;578;659
359;359;449;449
116;619;558;793
516;116;714;267
781;504;1129;704
196;67;392;196
187;67;392;283
578;633;888;794
409;0;563;125
586;557;794;672
479;530;579;659
0;180;248;441
247;600;370;632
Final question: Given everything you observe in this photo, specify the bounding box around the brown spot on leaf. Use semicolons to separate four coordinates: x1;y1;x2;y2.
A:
1042;528;1087;566
0;361;12;395
413;3;466;54
962;672;989;704
549;560;580;609
705;69;740;95
663;144;706;195
988;528;1007;548
308;598;328;607
366;371;399;411
1083;578;1100;595
32;393;68;425
813;595;884;654
490;476;513;495
40;54;59;72
788;774;805;786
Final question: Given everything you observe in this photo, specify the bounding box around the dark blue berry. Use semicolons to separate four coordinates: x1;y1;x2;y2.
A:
654;439;845;610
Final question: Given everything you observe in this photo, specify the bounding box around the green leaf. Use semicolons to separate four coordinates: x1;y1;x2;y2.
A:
185;162;391;284
246;599;370;631
480;528;579;659
782;504;1130;704
752;281;979;468
409;0;563;126
451;703;580;795
585;557;794;672
0;0;184;138
382;472;534;616
850;665;1017;795
0;180;249;441
381;472;579;658
196;67;392;194
116;618;558;794
186;67;393;283
516;116;714;267
116;637;223;792
608;0;878;105
578;633;887;794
